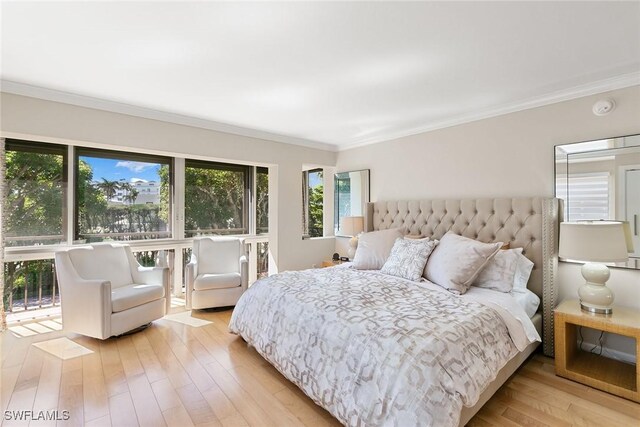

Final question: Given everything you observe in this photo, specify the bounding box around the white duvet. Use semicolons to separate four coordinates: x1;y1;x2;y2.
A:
229;267;539;426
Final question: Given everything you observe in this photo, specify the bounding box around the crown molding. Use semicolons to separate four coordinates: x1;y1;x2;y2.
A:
2;71;638;154
338;71;640;151
0;80;339;152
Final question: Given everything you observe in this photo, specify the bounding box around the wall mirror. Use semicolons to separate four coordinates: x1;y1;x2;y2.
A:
335;169;370;236
555;134;640;270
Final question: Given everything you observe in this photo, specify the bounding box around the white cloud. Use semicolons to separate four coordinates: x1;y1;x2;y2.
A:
115;161;153;173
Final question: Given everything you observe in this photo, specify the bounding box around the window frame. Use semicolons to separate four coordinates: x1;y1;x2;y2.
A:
74;146;174;242
5;138;69;246
184;159;252;237
255;166;269;235
3;138;269;256
303;168;324;238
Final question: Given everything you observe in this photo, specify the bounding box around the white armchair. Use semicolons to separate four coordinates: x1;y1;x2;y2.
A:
186;237;248;309
54;243;170;339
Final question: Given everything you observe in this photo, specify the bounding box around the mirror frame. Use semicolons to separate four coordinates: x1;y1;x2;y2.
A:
334;169;370;237
554;133;640;270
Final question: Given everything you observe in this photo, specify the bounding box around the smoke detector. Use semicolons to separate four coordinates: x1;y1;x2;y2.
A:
592;99;616;116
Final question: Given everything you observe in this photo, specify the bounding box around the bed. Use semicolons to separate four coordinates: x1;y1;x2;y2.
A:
230;197;560;426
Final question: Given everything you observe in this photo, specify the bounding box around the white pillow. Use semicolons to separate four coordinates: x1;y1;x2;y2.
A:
352;228;405;270
511;288;540;318
513;252;535;291
473;248;523;293
381;238;438;281
424;231;503;294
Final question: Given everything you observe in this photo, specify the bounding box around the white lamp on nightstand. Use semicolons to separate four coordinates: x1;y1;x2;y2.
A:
559;221;633;314
341;216;364;260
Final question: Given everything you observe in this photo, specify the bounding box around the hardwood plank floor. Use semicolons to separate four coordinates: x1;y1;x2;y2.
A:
2;308;638;427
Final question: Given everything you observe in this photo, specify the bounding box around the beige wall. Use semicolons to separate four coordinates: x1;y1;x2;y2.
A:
0;93;338;271
338;85;640;359
3;86;640;357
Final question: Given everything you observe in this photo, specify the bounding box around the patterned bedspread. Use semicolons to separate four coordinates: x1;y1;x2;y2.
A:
229;267;518;427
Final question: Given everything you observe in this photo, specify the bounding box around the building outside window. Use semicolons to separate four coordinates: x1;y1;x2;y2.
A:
76;148;172;243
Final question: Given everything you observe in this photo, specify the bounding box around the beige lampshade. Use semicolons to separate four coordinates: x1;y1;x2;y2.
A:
559;221;630;263
341;216;364;236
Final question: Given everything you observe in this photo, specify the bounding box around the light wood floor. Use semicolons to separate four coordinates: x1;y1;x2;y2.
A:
2;308;639;427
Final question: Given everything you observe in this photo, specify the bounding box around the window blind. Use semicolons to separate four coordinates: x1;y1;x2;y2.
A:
556;172;610;221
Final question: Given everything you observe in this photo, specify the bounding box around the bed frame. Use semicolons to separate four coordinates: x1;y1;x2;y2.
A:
364;197;561;425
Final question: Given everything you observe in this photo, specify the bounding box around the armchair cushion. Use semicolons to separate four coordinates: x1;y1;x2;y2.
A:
68;244;134;289
194;272;241;291
111;283;165;313
197;237;242;274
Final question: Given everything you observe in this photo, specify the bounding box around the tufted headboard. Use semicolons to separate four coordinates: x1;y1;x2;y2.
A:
365;197;561;357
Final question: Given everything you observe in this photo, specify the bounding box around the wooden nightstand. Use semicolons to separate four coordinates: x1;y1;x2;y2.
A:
554;299;640;403
321;260;345;268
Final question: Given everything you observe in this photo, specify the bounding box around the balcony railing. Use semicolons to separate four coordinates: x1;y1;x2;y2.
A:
3;250;172;314
79;231;172;243
5;234;66;247
3;259;58;312
3;237;269;320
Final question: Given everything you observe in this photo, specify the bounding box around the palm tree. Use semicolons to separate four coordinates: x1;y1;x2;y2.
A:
96;178;120;201
121;183;139;205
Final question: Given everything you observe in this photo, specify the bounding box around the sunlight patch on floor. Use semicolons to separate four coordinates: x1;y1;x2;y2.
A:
8;325;39;337
32;337;93;360
163;310;213;327
8;318;63;338
7;305;61;324
170;296;185;306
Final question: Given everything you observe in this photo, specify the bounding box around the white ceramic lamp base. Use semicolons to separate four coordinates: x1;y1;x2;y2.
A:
578;262;614;314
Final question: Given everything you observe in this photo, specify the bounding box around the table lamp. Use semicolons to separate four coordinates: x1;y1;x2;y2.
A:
341;216;364;260
559;221;633;314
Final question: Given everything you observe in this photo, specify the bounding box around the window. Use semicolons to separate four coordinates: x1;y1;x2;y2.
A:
4;139;267;248
185;160;250;237
5;139;67;246
75;148;172;243
303;168;323;238
256;167;269;234
556;172;610;221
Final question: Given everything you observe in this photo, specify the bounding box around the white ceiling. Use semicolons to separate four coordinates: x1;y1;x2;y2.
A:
2;1;639;151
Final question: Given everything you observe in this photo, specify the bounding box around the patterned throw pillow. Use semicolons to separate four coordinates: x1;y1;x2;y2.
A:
424;231;503;294
473;248;523;292
381;238;438;281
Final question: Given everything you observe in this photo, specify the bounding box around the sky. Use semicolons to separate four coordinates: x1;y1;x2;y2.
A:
81;156;161;183
309;170;323;188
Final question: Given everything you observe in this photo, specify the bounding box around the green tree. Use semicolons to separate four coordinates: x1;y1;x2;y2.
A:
121;183;139;204
183;166;246;235
4;150;65;244
159;165;170;224
95;178;120;201
256;169;269;233
308;184;323;237
76;159;107;237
